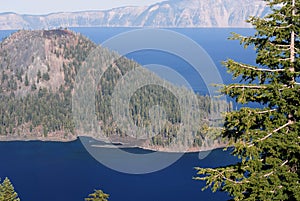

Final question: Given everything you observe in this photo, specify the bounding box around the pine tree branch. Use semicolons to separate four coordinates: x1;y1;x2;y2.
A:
198;168;249;184
281;160;288;167
248;122;292;147
256;122;291;142
220;169;250;184
222;175;248;184
272;24;292;30
268;42;291;51
227;85;267;89
264;171;274;177
263;160;289;178
278;58;291;61
231;62;285;72
275;44;290;48
255;109;277;114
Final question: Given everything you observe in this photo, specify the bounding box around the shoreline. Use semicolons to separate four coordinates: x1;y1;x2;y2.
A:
0;135;229;153
0;136;77;143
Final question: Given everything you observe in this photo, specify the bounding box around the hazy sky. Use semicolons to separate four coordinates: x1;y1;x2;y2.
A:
1;0;164;15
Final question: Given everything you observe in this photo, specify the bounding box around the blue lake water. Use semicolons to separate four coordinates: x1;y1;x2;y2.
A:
0;139;238;201
0;28;255;201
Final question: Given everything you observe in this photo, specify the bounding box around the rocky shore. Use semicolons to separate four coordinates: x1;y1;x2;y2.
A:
0;134;228;153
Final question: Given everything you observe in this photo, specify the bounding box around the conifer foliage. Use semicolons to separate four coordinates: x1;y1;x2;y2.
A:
195;0;300;200
0;177;20;201
85;189;109;201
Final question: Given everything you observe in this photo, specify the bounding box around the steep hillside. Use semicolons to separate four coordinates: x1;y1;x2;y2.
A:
0;0;268;29
0;29;96;140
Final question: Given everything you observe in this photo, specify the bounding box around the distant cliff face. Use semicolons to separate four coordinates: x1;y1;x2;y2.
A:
0;0;268;30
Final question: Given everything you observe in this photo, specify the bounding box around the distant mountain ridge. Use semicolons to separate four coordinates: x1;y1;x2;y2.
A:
0;0;268;30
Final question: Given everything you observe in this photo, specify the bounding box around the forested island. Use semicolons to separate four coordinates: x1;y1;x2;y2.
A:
0;29;230;152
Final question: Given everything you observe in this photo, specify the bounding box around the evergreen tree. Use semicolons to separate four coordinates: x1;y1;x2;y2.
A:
0;177;20;201
85;189;109;201
195;0;300;200
42;72;50;81
31;83;37;91
24;74;29;87
37;70;41;83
